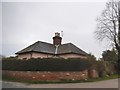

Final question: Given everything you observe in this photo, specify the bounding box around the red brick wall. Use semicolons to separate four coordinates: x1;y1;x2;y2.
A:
88;69;99;78
53;36;62;45
2;70;88;81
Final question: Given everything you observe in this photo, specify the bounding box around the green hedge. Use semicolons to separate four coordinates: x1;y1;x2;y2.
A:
2;58;92;71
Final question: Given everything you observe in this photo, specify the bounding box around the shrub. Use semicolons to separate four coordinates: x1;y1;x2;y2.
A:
2;58;93;71
96;61;106;77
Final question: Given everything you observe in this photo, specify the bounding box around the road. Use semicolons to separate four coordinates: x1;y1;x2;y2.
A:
1;79;119;88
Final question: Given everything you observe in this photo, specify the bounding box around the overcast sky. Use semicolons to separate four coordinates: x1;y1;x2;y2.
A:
1;1;111;59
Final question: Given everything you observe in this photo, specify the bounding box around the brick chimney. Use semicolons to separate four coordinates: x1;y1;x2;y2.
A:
53;32;62;45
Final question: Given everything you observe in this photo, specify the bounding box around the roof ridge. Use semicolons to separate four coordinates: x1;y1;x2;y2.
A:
61;43;71;45
38;41;53;46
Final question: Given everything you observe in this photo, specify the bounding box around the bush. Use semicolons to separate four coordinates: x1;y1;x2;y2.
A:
2;58;93;71
96;61;106;77
96;61;116;77
2;56;17;60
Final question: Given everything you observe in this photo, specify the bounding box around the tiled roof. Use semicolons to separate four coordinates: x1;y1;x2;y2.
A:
16;41;88;56
57;43;88;55
16;41;56;54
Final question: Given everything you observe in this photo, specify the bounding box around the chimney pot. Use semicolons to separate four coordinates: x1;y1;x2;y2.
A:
55;32;60;36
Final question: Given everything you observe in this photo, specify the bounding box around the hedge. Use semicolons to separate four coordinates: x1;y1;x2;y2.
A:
2;58;93;71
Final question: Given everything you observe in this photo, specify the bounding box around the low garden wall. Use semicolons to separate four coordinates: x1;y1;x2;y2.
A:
2;70;89;81
3;58;108;81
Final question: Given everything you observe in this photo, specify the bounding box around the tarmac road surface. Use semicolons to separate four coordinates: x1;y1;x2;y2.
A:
1;78;119;88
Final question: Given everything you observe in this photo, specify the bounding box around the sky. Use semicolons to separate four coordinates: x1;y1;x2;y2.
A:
1;0;111;59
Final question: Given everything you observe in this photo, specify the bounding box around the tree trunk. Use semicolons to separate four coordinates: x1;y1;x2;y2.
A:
118;1;120;73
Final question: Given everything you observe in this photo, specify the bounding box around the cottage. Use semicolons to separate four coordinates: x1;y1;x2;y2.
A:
16;32;88;59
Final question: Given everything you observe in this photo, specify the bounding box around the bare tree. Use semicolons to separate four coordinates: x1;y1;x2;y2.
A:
118;1;120;47
118;1;120;71
95;0;120;62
